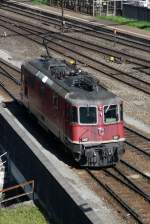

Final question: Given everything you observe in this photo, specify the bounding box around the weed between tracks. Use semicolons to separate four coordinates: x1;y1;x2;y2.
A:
32;0;48;5
96;16;150;30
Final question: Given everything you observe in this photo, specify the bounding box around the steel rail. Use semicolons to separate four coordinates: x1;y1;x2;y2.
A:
0;58;20;72
0;10;149;220
120;159;150;181
0;80;18;101
104;168;150;203
0;15;150;94
45;38;150;95
1;1;150;52
79;29;150;52
45;32;150;68
125;126;150;142
111;167;150;203
125;141;150;157
0;2;61;26
86;169;144;224
0;10;149;69
0;16;149;95
0;66;20;85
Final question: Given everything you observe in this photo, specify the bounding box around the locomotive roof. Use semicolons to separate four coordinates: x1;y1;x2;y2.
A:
23;58;121;105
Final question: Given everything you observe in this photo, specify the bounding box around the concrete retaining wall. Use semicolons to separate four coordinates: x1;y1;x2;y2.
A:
0;106;101;224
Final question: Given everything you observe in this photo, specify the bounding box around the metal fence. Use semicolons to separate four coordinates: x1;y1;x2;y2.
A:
123;4;150;21
49;0;122;16
0;180;34;205
0;152;7;168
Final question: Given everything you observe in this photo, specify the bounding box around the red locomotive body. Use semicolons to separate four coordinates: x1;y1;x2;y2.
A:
21;57;125;167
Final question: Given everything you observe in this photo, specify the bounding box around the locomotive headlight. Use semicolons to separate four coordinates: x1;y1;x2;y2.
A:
81;137;89;142
113;135;120;140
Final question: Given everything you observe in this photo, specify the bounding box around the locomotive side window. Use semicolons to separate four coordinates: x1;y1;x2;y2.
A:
70;106;78;123
104;105;119;124
79;107;97;124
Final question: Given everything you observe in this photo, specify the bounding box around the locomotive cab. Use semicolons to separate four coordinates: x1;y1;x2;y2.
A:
65;102;125;167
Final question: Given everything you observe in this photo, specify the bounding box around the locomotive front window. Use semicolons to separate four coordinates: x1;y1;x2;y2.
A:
104;105;119;123
79;107;97;124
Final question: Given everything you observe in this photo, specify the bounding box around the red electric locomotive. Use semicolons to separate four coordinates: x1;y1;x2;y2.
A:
21;57;125;167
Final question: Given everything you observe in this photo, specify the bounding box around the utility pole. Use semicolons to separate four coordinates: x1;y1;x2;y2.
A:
113;0;116;16
106;0;109;16
93;0;95;16
61;0;65;32
99;0;102;16
121;0;123;11
113;28;117;47
75;0;78;12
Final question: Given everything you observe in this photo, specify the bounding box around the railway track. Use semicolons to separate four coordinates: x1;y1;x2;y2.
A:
0;4;149;222
125;126;150;157
74;126;150;223
1;0;150;53
1;12;149;69
0;58;20;100
0;14;150;95
86;167;150;224
83;127;150;223
42;32;150;67
1;58;150;224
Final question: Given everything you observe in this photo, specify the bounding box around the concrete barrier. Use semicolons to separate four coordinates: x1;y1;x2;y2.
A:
0;105;101;224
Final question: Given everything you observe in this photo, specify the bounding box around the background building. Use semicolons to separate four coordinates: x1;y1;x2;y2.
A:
49;0;123;16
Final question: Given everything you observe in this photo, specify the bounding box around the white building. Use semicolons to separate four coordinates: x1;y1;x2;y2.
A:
124;0;150;8
0;160;5;200
138;0;150;8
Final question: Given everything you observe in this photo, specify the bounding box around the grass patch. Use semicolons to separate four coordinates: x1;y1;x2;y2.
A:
0;204;48;224
96;15;150;30
31;0;48;5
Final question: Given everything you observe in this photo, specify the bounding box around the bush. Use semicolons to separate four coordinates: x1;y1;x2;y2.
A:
32;0;48;5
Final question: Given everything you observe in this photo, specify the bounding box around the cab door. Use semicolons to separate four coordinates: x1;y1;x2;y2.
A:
22;70;29;108
64;102;70;138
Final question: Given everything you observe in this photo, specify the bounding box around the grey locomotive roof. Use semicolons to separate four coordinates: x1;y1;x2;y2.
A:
22;58;121;105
